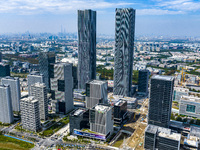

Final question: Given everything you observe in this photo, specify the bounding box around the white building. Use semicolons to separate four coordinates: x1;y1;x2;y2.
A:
20;96;41;132
0;85;14;123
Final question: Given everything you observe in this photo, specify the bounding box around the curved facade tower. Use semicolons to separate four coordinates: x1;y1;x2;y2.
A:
113;8;135;97
78;9;96;89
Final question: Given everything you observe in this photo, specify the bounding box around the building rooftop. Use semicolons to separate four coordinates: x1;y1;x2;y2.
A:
32;82;46;88
181;95;200;103
115;100;126;106
2;76;19;80
89;80;107;85
190;126;200;138
21;96;38;103
158;131;181;141
29;71;43;76
71;108;87;116
152;75;174;81
94;104;111;112
0;84;9;88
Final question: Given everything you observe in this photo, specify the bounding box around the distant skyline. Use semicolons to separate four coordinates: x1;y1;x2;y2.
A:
0;0;200;36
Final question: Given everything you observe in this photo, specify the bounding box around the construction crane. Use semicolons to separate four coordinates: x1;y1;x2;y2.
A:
181;68;188;86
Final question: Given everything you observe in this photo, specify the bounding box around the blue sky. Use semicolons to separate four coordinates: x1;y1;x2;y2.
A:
0;0;200;36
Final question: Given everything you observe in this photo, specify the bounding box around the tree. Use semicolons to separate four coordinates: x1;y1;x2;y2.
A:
176;116;182;122
171;114;175;120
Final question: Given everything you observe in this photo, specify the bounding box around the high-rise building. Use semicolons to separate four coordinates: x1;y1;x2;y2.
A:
30;83;48;121
72;66;78;89
69;108;89;134
144;124;181;150
0;63;10;77
138;70;149;95
113;8;135;97
114;100;127;125
1;77;21;112
50;62;74;114
148;75;174;128
0;52;2;62
38;52;55;91
27;71;44;95
20;96;41;132
0;84;14;124
90;104;114;136
85;80;108;109
78;9;96;89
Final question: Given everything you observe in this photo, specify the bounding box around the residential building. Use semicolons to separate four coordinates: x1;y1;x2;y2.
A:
1;77;21;112
144;124;181;150
179;95;200;118
138;70;149;95
0;63;10;77
148;75;174;128
30;83;48;120
86;80;108;109
38;52;55;91
0;84;14;123
90;104;113;137
50;62;74;114
69;108;89;134
20;96;41;132
27;71;44;95
113;8;135;97
78;9;96;89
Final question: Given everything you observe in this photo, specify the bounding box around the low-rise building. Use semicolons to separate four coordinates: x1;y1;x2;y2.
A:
114;100;127;125
179;95;200;118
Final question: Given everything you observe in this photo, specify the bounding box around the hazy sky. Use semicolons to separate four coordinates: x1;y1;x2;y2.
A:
0;0;200;36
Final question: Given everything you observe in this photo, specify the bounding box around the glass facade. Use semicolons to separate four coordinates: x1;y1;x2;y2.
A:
186;105;196;113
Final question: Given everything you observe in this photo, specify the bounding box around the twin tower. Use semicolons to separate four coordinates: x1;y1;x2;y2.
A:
78;8;135;97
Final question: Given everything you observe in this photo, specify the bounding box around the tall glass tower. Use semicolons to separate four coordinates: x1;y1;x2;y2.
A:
148;75;174;128
113;8;135;97
78;9;96;89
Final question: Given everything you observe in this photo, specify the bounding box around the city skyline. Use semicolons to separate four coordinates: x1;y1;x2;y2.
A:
0;0;199;36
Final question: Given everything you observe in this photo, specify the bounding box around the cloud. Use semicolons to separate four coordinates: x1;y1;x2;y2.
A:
137;9;184;15
155;0;200;11
0;0;133;15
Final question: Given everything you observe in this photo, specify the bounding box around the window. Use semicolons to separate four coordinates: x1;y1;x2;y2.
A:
186;105;196;113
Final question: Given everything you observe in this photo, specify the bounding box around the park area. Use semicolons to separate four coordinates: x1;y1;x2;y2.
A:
0;134;34;150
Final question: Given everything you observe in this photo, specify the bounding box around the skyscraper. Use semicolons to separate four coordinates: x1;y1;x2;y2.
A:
148;75;174;128
113;8;135;97
1;77;21;112
85;80;108;109
0;52;2;62
90;104;114;136
138;70;149;95
38;52;55;91
30;83;48;121
20;96;41;132
50;62;74;114
0;84;14;124
27;71;44;95
78;9;96;89
0;63;10;77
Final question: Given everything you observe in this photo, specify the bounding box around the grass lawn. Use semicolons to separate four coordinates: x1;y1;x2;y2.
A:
0;135;34;150
113;133;128;148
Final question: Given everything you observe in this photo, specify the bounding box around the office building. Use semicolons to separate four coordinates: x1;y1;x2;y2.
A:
173;87;189;102
114;100;127;124
0;63;10;77
0;52;2;62
1;77;21;112
78;9;96;89
90;104;113;137
113;8;135;97
72;66;78;89
69;108;89;134
50;62;74;114
38;52;55;90
0;85;14;124
20;96;41;132
144;124;181;150
30;83;48;120
148;75;174;128
27;71;44;95
86;80;108;109
179;95;200;118
138;70;149;95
